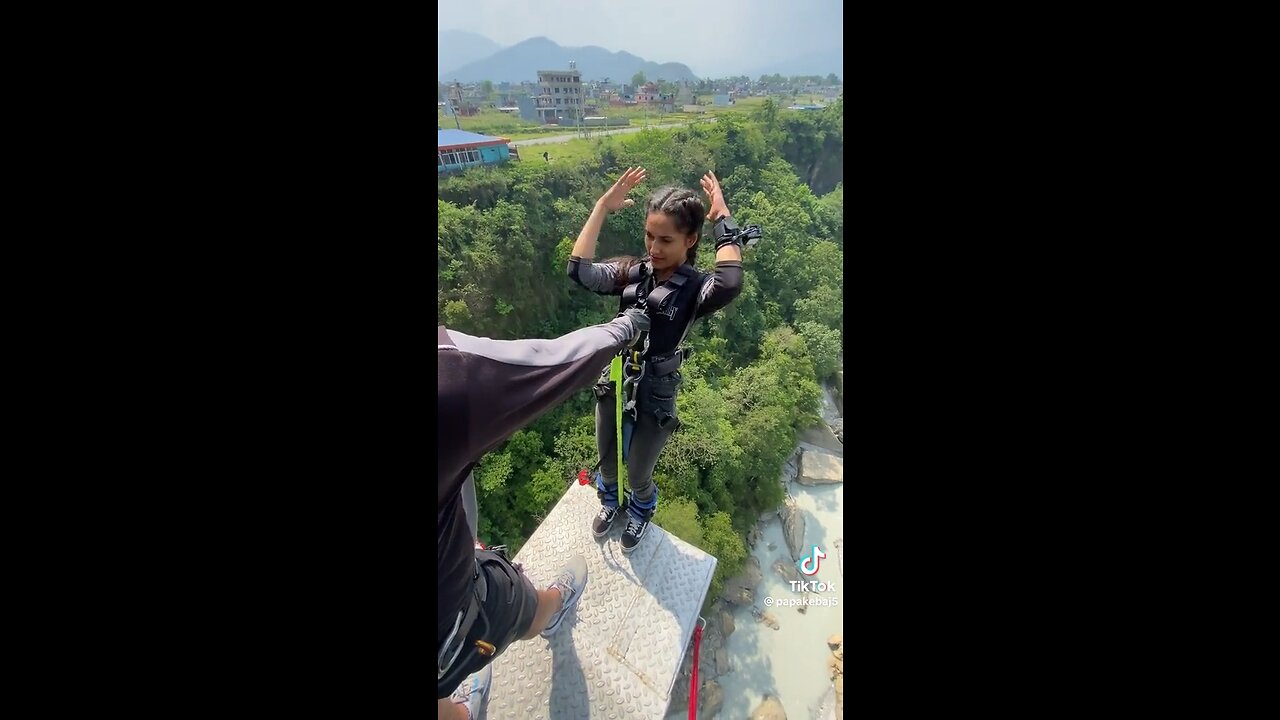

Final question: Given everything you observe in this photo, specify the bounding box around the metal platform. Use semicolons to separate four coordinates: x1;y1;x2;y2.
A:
486;485;718;720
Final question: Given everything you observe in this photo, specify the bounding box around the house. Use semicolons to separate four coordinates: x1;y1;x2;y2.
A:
536;61;584;125
635;81;661;104
438;129;511;174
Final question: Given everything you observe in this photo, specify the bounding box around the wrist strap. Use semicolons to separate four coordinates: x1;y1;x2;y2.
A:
713;215;738;239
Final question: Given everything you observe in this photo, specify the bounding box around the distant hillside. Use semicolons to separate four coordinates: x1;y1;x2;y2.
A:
438;30;503;78
440;36;698;83
743;47;843;79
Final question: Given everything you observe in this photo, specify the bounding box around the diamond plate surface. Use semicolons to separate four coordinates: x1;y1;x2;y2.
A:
487;486;717;720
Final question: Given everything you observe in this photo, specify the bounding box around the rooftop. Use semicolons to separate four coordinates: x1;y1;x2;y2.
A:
437;129;509;149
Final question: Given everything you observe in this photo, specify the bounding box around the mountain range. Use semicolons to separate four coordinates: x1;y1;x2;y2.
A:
439;30;504;75
438;33;842;83
439;36;698;83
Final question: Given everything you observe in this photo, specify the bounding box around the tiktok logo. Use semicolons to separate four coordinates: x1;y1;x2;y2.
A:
798;545;826;576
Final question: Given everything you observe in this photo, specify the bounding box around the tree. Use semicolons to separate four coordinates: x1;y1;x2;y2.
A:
794;283;842;331
796;321;841;380
631;71;646;88
480;80;494;100
654;497;704;547
825;73;840;85
437;100;843;558
753;98;780;132
700;511;747;606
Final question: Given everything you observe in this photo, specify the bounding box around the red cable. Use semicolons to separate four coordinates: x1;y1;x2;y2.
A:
689;623;703;719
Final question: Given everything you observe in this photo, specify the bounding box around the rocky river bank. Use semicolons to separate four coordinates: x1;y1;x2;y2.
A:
666;369;845;719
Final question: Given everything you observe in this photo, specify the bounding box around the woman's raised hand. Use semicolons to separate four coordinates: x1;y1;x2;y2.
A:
598;166;648;213
701;171;730;223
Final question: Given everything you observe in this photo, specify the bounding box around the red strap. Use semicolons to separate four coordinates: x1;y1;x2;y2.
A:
689;623;703;718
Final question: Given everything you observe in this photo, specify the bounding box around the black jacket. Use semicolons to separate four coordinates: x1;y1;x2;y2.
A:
437;316;639;639
567;256;743;358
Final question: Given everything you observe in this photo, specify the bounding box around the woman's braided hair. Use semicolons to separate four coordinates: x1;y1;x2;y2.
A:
610;185;706;289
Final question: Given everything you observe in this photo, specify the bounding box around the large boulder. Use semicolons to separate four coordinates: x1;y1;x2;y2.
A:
714;647;730;676
797;449;843;486
700;680;724;719
826;634;846;719
720;610;735;637
697;623;724;679
726;555;763;592
773;558;802;586
800;422;844;454
781;498;806;562
750;695;788;720
826;654;844;676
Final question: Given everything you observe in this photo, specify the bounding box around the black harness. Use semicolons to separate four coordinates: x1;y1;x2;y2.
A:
619;260;703;377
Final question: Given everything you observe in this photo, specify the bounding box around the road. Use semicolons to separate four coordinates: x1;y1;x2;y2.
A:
511;117;718;146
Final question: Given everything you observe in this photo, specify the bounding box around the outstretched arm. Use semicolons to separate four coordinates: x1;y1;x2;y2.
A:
568;167;648;294
701;171;741;263
438;313;647;500
696;171;744;318
571;166;647;260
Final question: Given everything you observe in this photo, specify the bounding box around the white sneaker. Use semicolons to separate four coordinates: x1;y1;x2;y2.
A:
449;664;491;720
540;555;588;638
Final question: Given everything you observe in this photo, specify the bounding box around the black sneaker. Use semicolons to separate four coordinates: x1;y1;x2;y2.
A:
592;505;620;538
621;513;650;554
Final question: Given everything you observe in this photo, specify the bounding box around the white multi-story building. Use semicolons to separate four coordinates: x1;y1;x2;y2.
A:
536;61;583;125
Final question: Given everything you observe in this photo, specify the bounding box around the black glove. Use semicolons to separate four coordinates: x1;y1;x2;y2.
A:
621;307;651;336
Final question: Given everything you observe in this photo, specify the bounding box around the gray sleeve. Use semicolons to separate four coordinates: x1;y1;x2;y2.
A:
567;256;624;295
695;260;744;319
437;316;638;495
446;317;634;368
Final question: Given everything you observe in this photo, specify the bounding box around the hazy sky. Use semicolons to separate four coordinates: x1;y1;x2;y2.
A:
438;0;843;78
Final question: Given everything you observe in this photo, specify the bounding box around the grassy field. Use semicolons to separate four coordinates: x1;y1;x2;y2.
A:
437;109;543;138
548;137;603;163
438;93;835;141
439;108;694;140
513;136;605;165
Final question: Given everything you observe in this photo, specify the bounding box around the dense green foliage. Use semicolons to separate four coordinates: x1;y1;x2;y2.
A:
439;101;843;605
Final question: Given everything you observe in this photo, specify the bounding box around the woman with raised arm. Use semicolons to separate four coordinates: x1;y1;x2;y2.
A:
567;167;749;553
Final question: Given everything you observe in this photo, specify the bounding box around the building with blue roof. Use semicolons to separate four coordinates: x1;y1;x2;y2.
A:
438;129;512;174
